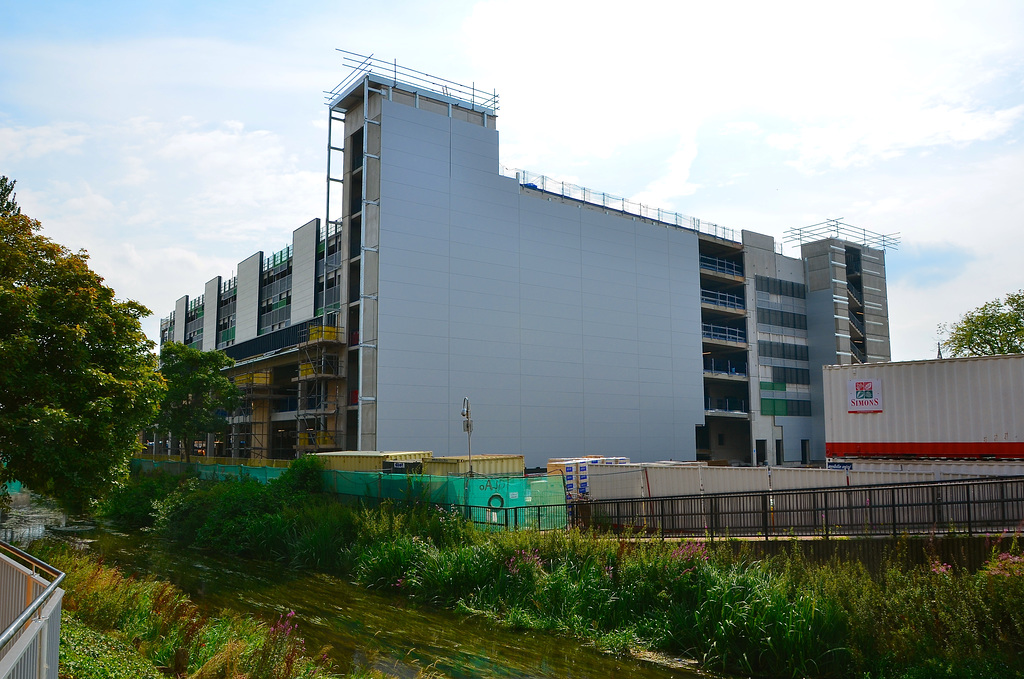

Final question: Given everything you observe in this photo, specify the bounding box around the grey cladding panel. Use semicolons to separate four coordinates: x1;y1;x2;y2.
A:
173;296;187;344
290;219;318;325
235;252;262;343
202;278;220;351
373;97;706;464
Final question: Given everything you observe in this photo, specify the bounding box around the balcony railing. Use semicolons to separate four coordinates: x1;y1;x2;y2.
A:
849;312;865;337
850;341;867;364
702;323;747;344
847;283;864;306
701;289;745;310
703;358;747;377
704;397;749;413
699;255;743;277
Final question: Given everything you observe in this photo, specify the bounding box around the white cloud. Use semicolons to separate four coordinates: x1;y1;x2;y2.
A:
0;123;89;161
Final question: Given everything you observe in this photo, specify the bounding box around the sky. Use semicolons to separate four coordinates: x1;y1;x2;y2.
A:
2;0;1023;360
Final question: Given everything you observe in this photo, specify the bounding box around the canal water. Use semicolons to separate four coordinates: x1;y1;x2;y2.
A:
4;494;711;679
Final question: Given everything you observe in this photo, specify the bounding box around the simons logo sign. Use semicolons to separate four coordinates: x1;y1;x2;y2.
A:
847;379;883;413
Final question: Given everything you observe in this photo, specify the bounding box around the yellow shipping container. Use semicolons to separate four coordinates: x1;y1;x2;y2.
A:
314;450;432;472
423;454;524;477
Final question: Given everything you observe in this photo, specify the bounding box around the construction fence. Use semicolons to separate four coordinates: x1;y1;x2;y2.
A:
131;458;568;531
573;476;1024;539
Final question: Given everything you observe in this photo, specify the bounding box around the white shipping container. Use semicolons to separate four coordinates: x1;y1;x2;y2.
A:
702;466;770;494
823;355;1024;459
646;466;703;497
770;468;847;490
586;464;647;499
838;457;1024;479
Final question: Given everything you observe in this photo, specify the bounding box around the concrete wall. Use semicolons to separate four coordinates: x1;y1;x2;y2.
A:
372;98;704;466
860;246;891;361
235;252;262;343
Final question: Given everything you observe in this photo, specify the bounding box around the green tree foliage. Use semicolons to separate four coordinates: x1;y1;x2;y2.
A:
0;179;164;512
156;342;238;462
0;176;21;217
940;289;1024;357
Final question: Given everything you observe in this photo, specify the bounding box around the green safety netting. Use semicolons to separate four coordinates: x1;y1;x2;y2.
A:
131;459;567;530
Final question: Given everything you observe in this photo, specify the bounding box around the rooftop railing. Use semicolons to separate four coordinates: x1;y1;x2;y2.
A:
505;168;738;242
328;51;499;113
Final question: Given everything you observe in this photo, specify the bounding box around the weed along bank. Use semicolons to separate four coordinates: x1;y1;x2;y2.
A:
95;459;1024;679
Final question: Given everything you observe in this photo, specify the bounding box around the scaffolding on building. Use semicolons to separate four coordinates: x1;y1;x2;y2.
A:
295;320;346;453
232;369;272;459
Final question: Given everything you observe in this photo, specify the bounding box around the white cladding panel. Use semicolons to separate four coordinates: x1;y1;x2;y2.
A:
824;355;1024;445
373;99;705;467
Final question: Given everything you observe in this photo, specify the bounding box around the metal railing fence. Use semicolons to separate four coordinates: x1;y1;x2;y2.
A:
571;476;1024;539
700;289;745;309
0;541;64;679
702;323;747;344
703;357;747;376
505;168;738;242
699;254;744;277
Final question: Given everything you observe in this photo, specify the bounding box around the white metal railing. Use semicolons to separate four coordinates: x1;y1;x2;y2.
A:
0;541;64;679
328;51;499;113
504;167;738;242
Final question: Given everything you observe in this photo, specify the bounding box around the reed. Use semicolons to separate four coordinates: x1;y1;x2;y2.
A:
102;470;1024;678
38;546;336;679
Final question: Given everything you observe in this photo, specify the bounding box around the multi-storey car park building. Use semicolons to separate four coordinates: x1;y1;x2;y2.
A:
158;53;897;468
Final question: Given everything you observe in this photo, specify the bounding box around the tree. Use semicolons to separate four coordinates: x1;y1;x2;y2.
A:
0;179;165;512
940;290;1024;357
156;342;239;463
0;176;20;218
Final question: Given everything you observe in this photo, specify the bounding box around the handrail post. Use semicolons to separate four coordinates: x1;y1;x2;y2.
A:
891;487;898;538
762;492;770;541
966;483;973;536
823;491;829;540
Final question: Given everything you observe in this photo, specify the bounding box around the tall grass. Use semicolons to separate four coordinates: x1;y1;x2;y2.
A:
102;467;1024;679
38;545;335;679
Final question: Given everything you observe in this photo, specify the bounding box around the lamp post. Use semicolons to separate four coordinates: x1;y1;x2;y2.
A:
461;397;473;475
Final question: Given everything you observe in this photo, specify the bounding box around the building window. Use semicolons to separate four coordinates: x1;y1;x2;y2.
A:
771;366;811;385
758;341;809;362
757;308;808;330
755;275;806;299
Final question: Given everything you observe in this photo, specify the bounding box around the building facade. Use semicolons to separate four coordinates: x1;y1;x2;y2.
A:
159;58;893;467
